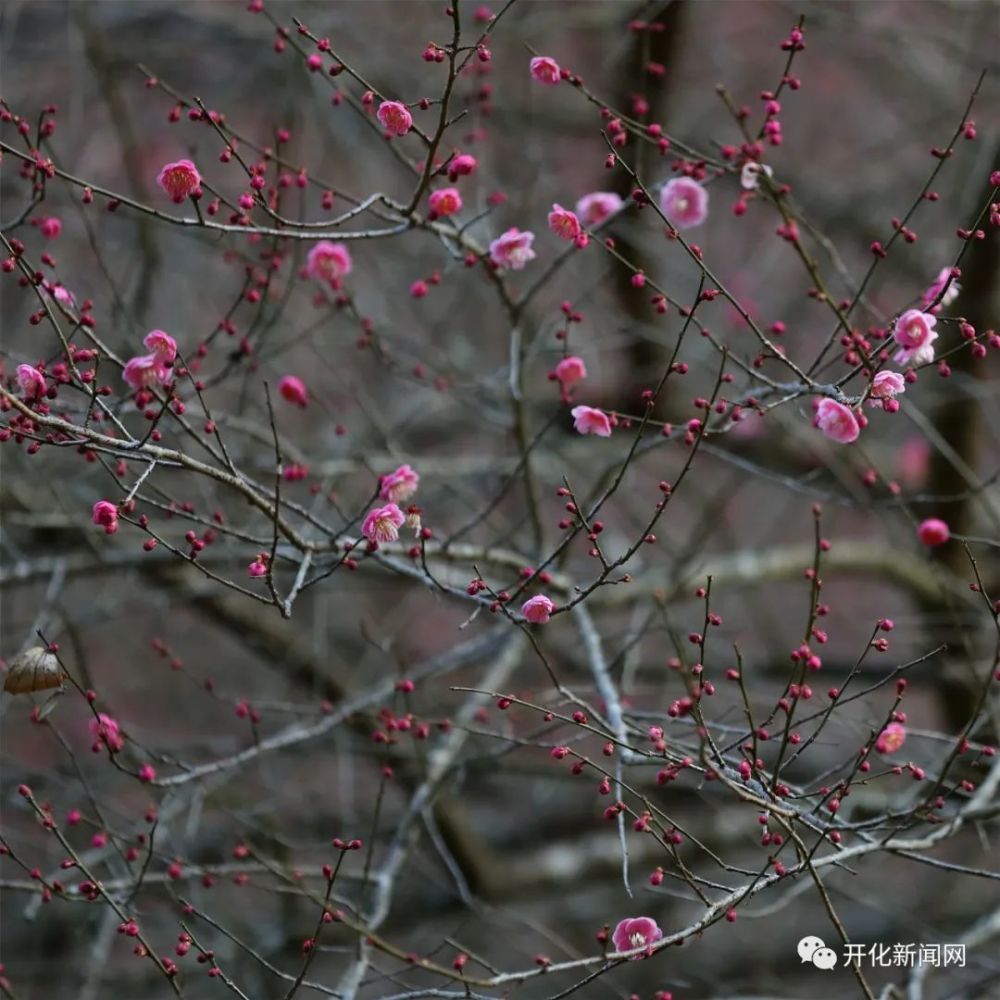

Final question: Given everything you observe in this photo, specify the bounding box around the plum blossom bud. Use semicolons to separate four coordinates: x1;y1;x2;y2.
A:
91;500;119;535
89;713;125;753
362;503;406;544
659;177;708;229
378;464;419;503
529;56;560;85
376;101;412;136
917;518;950;546
521;594;555;623
813;399;860;444
278;375;308;408
447;153;478;181
16;364;46;400
547;204;581;241
489;228;536;270
575;191;623;226
39;216;62;239
156;159;201;203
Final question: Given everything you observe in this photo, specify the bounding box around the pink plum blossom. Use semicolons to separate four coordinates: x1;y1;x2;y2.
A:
379;464;420;503
428;187;463;218
659;177;709;229
921;267;960;312
489;228;536;270
612;917;663;958
447;153;478;181
571;405;612;437
143;329;177;364
575;191;623;226
123;354;169;391
813;399;860;444
917;518;950;547
43;281;76;308
39;216;62;239
554;356;587;389
875;722;906;755
91;500;119;535
156;159;201;203
376;101;412;136
529;56;561;85
893;309;938;366
868;371;905;410
278;375;308;408
16;364;46;400
362;503;406;545
521;595;555;624
306;241;353;284
248;558;268;578
548;204;581;241
89;713;124;753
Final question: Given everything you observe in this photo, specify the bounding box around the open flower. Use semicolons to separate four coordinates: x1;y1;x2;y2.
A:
91;500;119;535
521;595;555;623
575;191;623;226
554;356;587;390
813;399;860;444
917;518;950;547
571;405;612;437
529;56;561;85
868;371;905;410
376;100;412;136
278;375;308;408
740;161;774;191
921;267;960;312
16;364;46;400
548;204;581;241
428;187;463;218
489;228;536;270
143;329;177;364
875;722;906;755
379;464;420;503
123;354;169;391
306;241;353;285
612;917;663;959
362;503;406;545
157;159;201;203
893;309;938;366
659;177;708;229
